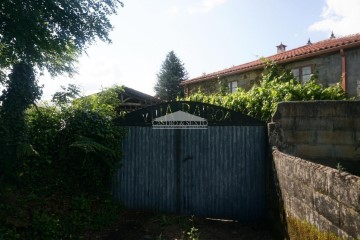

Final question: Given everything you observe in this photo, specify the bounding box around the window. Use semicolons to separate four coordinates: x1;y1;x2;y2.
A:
228;81;238;93
291;66;312;84
291;68;299;80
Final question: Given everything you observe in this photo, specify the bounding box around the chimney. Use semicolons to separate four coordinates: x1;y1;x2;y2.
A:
307;38;312;45
330;31;336;39
276;42;287;53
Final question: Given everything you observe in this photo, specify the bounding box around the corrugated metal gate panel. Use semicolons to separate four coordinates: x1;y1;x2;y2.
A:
113;126;266;221
114;127;177;212
180;126;266;221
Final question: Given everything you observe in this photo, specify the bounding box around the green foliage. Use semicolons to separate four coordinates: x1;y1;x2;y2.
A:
55;109;124;195
23;102;125;196
0;63;42;181
0;0;123;74
52;84;81;105
73;85;124;118
0;85;126;238
218;77;230;96
31;211;63;239
185;61;348;122
155;51;188;101
0;0;123;180
186;226;200;240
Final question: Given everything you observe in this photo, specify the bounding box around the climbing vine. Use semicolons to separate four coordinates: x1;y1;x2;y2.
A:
185;61;348;122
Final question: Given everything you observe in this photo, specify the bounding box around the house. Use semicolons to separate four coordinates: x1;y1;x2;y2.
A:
181;33;360;97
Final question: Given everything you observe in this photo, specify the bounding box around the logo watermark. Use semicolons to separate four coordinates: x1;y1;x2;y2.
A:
152;111;208;129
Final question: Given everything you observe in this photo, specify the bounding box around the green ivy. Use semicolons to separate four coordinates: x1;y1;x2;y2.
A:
0;63;42;182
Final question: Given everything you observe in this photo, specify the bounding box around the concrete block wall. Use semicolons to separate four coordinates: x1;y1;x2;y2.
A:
272;149;360;239
269;101;360;239
269;101;360;175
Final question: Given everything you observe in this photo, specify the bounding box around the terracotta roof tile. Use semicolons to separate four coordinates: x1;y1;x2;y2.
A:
182;33;360;85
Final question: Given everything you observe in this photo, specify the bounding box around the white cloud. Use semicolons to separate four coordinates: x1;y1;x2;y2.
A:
309;0;360;36
39;57;123;100
166;5;180;15
187;0;227;14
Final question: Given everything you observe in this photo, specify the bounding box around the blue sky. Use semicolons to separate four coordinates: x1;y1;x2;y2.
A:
39;0;360;99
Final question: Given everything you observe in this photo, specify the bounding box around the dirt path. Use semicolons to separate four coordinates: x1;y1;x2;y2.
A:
83;210;273;240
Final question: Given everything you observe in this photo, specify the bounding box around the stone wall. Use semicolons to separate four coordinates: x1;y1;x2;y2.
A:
272;149;360;239
284;48;360;96
284;51;342;87
268;101;360;239
187;70;262;95
187;79;219;95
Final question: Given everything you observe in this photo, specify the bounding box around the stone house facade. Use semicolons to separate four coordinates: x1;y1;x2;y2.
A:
181;33;360;97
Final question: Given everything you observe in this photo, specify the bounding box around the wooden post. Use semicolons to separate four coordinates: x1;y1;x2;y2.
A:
340;49;347;92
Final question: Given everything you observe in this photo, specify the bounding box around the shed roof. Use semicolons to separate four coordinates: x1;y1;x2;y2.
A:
122;86;160;102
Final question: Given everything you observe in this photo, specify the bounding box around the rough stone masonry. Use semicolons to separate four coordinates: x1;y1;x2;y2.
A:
269;101;360;239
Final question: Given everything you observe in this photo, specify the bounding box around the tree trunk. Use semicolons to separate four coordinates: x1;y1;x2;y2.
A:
0;62;41;181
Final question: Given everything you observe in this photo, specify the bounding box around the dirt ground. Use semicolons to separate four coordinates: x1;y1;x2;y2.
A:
82;210;274;240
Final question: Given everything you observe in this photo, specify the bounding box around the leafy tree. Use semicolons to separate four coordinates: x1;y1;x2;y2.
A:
0;0;123;75
0;0;123;180
52;84;82;106
154;51;188;101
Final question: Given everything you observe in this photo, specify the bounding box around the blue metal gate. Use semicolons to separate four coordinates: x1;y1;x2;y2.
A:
113;102;267;221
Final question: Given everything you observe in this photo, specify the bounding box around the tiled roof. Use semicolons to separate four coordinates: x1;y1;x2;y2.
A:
182;33;360;85
123;86;161;102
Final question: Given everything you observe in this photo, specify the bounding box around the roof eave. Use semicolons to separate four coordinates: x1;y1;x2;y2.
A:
180;64;264;86
275;41;360;65
181;41;360;86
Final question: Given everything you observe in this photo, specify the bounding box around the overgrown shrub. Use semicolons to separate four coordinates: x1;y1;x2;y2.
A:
0;85;126;238
54;108;124;196
185;61;348;122
22;85;125;196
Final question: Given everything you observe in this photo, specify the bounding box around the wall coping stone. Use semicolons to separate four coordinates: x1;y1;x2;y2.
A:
272;101;360;121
